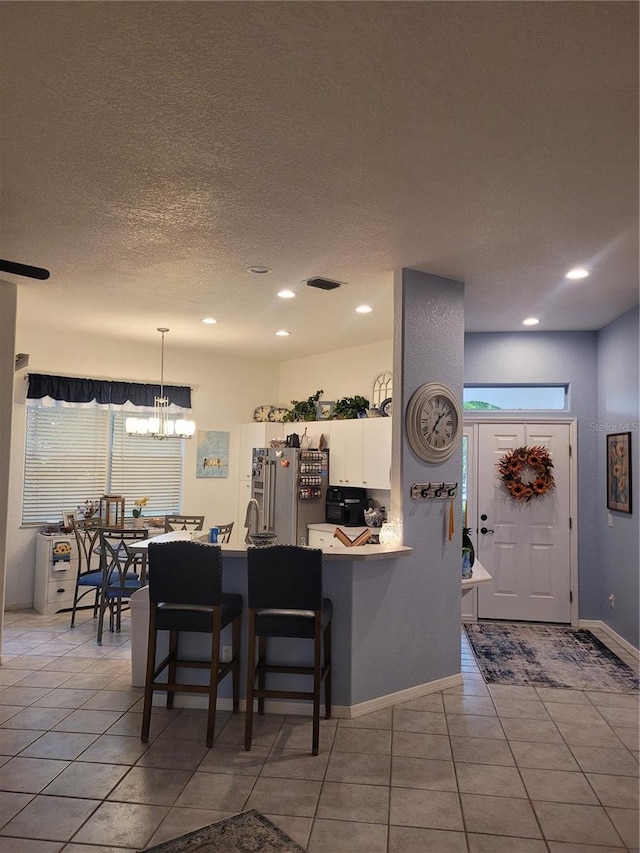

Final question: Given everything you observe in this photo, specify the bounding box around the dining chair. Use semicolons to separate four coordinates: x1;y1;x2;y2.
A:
244;544;332;755
96;527;148;644
141;540;242;747
164;515;205;532
69;518;103;627
215;522;234;543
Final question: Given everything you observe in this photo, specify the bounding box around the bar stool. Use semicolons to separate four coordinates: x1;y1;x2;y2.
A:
164;515;205;532
244;544;332;756
141;540;242;748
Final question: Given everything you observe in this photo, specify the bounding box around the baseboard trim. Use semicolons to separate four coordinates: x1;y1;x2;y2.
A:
150;672;465;717
578;619;640;660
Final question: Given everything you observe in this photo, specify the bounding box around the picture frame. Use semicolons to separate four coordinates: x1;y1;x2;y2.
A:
316;400;335;421
62;510;77;530
606;431;632;514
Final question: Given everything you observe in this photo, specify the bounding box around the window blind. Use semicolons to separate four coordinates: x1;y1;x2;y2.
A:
23;407;110;524
23;407;183;524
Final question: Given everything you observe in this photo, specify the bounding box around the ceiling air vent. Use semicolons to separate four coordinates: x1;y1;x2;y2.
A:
306;277;343;291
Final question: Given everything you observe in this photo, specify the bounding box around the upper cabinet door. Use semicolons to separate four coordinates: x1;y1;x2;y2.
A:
362;418;392;490
328;419;362;486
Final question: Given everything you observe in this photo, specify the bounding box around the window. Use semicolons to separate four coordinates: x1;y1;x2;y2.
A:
23;406;182;524
463;385;567;411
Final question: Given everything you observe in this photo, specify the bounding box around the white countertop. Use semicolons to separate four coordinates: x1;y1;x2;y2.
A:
130;530;412;562
461;561;492;591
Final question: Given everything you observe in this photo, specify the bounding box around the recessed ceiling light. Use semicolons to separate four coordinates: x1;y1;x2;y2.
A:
275;330;291;337
522;317;540;326
247;265;272;275
565;267;589;280
277;289;296;299
201;317;217;325
355;304;373;314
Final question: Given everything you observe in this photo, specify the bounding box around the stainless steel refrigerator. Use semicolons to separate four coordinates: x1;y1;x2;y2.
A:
251;447;329;544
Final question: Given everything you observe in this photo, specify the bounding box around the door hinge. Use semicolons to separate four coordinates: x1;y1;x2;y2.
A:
569;517;572;529
569;590;573;603
569;444;572;457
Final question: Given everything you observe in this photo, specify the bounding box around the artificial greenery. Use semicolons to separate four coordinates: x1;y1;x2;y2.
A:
333;395;370;419
282;389;323;422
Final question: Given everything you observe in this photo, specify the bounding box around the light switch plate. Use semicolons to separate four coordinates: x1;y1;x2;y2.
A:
607;513;613;527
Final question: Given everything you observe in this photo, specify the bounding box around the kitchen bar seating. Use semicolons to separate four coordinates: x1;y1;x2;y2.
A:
244;544;332;756
141;540;242;748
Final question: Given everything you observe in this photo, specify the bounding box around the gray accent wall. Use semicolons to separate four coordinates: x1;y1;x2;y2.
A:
0;282;17;653
464;324;640;647
391;269;465;688
596;307;639;647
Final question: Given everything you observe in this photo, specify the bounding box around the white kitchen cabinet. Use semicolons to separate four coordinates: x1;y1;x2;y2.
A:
328;418;392;489
239;423;283;480
327;419;363;486
361;417;392;490
307;523;370;549
34;532;78;615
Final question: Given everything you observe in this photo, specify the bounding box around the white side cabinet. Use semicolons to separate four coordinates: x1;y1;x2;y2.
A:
362;417;392;489
239;423;284;480
34;533;79;615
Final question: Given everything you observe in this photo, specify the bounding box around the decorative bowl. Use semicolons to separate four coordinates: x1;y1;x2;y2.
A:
248;532;278;546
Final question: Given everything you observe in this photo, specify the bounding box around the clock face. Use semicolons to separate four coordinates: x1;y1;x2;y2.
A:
406;382;462;462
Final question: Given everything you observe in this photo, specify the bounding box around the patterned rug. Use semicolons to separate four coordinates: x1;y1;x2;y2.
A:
465;622;639;693
143;810;307;853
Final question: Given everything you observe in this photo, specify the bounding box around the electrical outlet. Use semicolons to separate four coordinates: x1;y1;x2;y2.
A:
607;513;613;527
221;646;232;663
608;594;615;608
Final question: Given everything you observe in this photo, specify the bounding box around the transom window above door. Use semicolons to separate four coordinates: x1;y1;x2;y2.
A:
463;385;568;411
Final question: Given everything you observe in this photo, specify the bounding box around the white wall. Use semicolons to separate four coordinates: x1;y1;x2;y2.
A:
279;340;392;405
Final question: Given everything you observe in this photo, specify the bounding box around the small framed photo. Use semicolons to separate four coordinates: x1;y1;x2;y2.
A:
607;431;632;514
62;510;77;530
316;400;335;421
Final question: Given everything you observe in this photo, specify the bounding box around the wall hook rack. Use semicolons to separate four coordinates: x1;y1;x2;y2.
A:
410;482;458;501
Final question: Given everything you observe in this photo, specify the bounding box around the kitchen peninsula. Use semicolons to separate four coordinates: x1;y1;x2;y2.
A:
129;535;419;717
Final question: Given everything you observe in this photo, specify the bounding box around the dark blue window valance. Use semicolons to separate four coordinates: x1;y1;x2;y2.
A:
27;373;192;409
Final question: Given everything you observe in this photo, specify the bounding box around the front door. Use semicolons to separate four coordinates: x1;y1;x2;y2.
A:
476;423;572;623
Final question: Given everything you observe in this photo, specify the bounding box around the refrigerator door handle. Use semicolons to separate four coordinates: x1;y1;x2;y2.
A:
264;459;274;530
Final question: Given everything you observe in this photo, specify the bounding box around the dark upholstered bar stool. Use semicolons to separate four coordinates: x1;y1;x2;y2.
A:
141;540;242;748
244;544;332;756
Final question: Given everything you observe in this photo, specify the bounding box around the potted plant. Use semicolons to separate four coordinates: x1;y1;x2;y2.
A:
282;390;323;422
333;395;369;419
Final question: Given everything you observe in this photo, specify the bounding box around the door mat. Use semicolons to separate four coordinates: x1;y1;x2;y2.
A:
465;622;639;693
143;810;307;853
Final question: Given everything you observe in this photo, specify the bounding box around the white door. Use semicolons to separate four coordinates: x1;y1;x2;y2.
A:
477;423;572;623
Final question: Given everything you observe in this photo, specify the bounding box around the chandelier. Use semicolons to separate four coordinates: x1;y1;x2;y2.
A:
125;328;196;439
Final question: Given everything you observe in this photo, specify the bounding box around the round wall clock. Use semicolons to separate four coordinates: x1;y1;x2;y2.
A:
405;382;462;463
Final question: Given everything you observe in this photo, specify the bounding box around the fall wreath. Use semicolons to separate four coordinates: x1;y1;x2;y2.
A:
498;445;555;502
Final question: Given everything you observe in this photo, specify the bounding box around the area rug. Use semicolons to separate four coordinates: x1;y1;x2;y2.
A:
143;810;307;853
465;622;639;693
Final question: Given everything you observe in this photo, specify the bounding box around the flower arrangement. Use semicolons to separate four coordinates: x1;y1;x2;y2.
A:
132;496;149;518
78;499;100;519
498;446;555;502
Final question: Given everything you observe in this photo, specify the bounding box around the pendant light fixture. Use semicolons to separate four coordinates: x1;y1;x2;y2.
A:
125;328;196;439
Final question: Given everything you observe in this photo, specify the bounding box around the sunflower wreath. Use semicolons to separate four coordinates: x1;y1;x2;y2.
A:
498;445;556;502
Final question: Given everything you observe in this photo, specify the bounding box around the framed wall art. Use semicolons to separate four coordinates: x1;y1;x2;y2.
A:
606;431;632;514
316;401;335;421
196;430;230;478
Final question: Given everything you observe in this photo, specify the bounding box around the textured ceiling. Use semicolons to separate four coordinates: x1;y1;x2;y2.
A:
1;1;638;359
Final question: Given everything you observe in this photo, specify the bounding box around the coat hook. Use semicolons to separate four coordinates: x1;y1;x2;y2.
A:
448;482;458;497
435;482;444;497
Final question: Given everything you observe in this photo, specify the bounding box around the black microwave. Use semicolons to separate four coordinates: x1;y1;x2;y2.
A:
325;486;368;527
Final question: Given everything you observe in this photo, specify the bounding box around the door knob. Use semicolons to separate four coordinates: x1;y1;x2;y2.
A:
480;527;495;535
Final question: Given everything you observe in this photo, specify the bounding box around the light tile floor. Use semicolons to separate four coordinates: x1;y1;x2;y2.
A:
0;609;637;852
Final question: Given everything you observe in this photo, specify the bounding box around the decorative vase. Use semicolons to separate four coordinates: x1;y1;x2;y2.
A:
379;521;402;548
133;516;143;528
462;527;475;567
